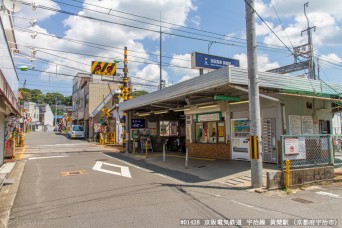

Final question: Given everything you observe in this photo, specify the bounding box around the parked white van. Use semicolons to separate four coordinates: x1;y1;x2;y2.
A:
68;125;85;139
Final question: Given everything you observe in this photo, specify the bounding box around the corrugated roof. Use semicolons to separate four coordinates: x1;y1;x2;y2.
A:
119;66;342;111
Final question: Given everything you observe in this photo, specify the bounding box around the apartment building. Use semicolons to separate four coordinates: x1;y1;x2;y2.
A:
72;73;122;139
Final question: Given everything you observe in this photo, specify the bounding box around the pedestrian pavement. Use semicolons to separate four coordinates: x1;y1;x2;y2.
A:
103;148;280;188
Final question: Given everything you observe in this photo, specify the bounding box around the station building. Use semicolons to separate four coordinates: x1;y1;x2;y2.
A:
118;66;342;164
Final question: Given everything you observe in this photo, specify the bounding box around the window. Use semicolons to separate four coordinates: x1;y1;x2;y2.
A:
195;121;225;144
73;125;84;131
160;121;179;136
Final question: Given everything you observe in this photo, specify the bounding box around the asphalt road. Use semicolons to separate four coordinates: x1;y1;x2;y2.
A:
6;132;342;228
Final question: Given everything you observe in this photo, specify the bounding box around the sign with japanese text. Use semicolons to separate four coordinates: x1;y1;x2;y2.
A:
284;137;299;155
191;52;239;70
131;119;145;129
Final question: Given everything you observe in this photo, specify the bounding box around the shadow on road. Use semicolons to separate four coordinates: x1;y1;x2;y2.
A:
103;152;207;183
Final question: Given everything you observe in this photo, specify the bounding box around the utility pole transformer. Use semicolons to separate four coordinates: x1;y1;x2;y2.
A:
245;0;263;188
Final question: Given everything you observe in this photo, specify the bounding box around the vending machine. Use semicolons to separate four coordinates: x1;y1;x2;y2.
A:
231;119;250;160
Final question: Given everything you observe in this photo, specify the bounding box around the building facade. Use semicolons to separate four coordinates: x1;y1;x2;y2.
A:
38;104;54;131
0;13;21;165
23;102;40;132
72;73;122;139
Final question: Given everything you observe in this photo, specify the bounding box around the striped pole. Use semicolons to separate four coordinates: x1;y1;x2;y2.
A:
122;47;129;152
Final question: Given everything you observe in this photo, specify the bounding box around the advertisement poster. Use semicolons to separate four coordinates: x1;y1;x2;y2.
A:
148;121;157;136
289;115;302;135
302;116;313;134
284;137;299;155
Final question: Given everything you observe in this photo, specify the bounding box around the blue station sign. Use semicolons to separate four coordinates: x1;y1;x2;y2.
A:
191;52;240;70
131;119;145;129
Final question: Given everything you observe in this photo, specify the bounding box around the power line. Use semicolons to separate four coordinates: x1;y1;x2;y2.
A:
21;1;289;54
244;0;294;55
68;0;288;51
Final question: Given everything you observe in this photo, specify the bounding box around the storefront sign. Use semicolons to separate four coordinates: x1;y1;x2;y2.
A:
131;119;145;129
191;52;240;70
196;112;222;122
284;137;299;155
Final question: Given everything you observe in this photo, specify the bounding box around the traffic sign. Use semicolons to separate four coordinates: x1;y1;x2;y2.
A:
91;61;117;76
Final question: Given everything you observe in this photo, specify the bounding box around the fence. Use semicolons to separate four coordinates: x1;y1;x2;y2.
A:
280;134;338;169
331;134;342;167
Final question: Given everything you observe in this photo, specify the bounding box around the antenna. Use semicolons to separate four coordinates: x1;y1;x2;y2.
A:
3;0;22;13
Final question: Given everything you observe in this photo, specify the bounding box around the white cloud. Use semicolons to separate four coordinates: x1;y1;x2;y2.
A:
14;0;196;91
169;53;198;83
253;0;342;49
17;0;60;22
191;16;201;28
135;64;168;91
320;53;342;63
233;53;280;72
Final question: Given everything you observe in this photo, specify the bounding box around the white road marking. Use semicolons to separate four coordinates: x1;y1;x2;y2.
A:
230;200;286;215
316;191;341;199
92;161;132;178
29;155;69;160
101;153;183;183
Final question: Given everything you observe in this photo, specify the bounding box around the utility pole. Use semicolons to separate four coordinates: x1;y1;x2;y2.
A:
55;97;57;129
159;12;163;90
301;2;316;80
245;0;263;188
123;46;129;153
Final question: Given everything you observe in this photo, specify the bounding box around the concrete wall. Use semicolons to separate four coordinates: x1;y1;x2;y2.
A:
267;166;334;189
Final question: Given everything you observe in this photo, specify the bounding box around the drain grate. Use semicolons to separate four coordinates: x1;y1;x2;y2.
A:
291;198;313;204
61;170;85;176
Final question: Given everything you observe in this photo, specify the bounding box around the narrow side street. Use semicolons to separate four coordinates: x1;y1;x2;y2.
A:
0;132;340;227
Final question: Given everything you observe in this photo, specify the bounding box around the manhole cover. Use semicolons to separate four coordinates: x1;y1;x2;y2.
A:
194;165;207;168
61;170;85;176
291;198;313;204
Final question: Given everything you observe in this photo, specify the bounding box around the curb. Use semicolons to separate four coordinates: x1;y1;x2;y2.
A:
0;160;27;228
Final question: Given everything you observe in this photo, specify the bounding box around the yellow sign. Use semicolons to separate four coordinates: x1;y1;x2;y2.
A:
101;108;111;118
91;61;116;76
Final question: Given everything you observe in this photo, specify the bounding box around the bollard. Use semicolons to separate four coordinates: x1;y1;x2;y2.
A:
185;146;188;169
285;160;290;188
145;140;148;159
163;142;166;163
20;133;24;147
132;140;135;156
99;133;104;145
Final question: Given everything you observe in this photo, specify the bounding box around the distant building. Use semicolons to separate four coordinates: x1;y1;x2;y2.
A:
23;102;40;131
38;104;54;131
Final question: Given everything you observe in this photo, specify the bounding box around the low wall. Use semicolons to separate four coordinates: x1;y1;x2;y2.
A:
188;142;230;159
267;166;334;189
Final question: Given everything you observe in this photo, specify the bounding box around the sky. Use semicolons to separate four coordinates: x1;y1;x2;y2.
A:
9;0;342;96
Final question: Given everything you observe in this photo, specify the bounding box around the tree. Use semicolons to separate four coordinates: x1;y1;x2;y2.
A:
132;90;148;98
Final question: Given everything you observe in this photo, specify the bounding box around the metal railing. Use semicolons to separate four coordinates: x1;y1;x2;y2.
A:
280;134;334;169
